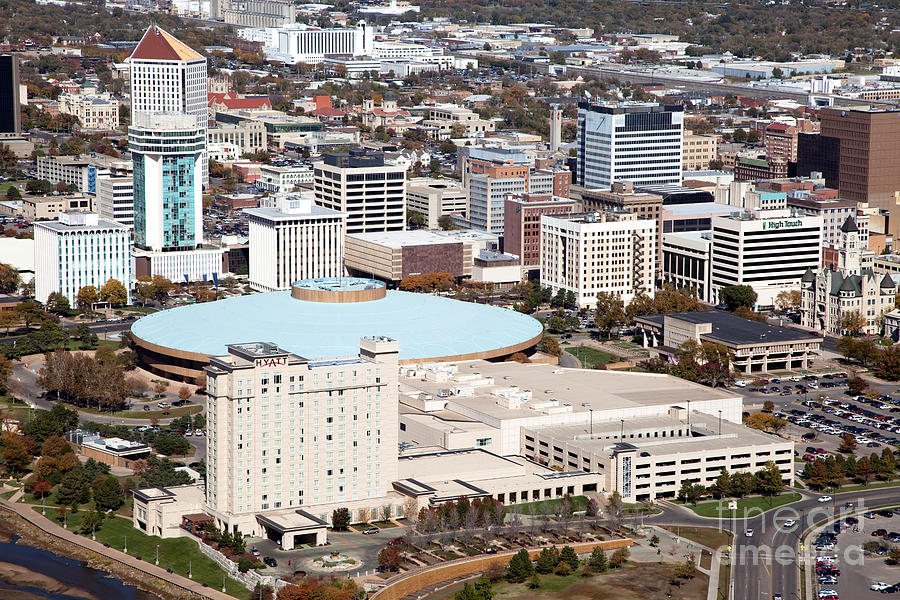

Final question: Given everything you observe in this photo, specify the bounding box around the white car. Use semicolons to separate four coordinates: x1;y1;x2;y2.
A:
818;495;832;503
746;529;754;537
783;519;796;528
872;583;891;591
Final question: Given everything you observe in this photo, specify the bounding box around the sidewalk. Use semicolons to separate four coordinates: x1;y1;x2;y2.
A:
629;524;724;600
0;493;235;600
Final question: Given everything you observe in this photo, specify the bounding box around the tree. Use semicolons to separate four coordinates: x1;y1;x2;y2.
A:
879;447;897;480
407;210;427;228
537;336;562;357
559;546;579;570
0;263;21;294
0;354;10;396
848;374;869;396
674;560;697;581
609;547;629;568
588;546;608;572
677;480;706;504
93;476;124;511
839;433;858;453
840;310;866;335
437;215;455;230
56;469;90;509
806;459;830;490
594;292;625;337
1;432;32;473
711;468;732;499
876;345;900;380
720;285;757;310
178;385;193;401
506;549;534;583
473;574;493;600
857;456;874;484
454;583;479;600
774;289;801;311
378;545;401;570
755;461;785;501
76;286;100;310
838;336;880;366
331;507;351;530
45;292;70;315
535;546;560;573
889;547;900;565
100;278;127;306
80;509;104;535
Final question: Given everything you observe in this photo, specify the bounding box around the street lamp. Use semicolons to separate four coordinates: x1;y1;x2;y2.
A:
620;419;625;442
188;560;192;579
589;408;594;435
718;410;722;436
123;535;127;554
155;544;159;566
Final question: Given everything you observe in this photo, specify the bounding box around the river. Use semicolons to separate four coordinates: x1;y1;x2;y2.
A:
0;534;161;600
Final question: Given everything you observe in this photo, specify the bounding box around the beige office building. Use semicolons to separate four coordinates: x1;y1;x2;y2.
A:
405;178;468;230
23;194;92;220
682;132;719;171
207;120;266;155
540;211;656;307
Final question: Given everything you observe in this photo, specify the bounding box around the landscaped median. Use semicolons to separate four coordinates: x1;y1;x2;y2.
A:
370;538;633;600
678;492;802;518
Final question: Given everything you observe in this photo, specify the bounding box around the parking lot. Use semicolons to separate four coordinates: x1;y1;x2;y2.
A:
814;508;900;600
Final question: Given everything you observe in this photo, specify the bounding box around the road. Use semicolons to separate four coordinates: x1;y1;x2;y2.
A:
643;485;900;600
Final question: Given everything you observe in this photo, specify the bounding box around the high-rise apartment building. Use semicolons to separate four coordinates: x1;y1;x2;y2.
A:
34;212;132;306
245;193;346;291
203;337;399;540
764;123;799;163
817;107;900;208
581;182;664;269
313;149;406;234
0;55;22;135
129;113;205;251
577;102;683;189
541;211;656;307
468;174;527;235
129;26;208;185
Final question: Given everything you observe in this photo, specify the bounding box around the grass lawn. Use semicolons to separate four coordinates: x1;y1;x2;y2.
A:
824;480;900;494
120;305;158;315
564;347;620;369
117;405;203;420
431;563;708;600
659;526;732;550
684;493;802;518
717;562;730;600
0;490;15;500
373;520;399;528
0;180;25;197
61;339;120;351
507;495;589;514
0;396;39;423
35;507;246;597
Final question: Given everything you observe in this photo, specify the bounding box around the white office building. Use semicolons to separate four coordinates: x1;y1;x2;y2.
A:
661;231;712;303
255;164;314;194
405;178;468;230
710;210;822;308
128;25;208;185
313;150;406;234
95;175;134;227
252;22;374;65
576;102;683;189
468;174;527;235
34;211;131;306
541;211;656;307
245;192;346;291
202;337;400;542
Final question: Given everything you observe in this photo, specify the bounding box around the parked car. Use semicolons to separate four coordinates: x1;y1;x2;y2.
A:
250;547;260;556
263;557;277;568
362;527;379;535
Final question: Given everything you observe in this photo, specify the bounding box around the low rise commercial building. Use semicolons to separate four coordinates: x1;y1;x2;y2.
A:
23;194;92;221
255;164;314;193
344;229;498;282
661;231;712;302
207;120;266;155
420;104;495;140
634;310;821;373
37;154;132;193
682;132;718;171
66;430;150;469
734;157;788;181
541;210;656;307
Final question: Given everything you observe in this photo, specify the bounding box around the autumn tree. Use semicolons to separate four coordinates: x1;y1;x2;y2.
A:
838;433;857;453
594;292;625;337
876;345;900;380
774;289;801;311
76;286;100;310
100;278;128;307
840;310;866;335
178;385;193;401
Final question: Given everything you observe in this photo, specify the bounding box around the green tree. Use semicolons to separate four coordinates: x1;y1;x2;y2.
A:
677;480;706;504
674;560;697;581
100;278;127;307
594;292;625;337
439;139;457;154
407;210;427;228
879;447;897;480
454;583;478;600
331;507;351;530
755;461;785;502
56;470;90;509
535;546;560;574
0;263;21;294
506;549;534;583
93;476;125;511
588;546;608;572
711;468;732;498
80;509;104;535
45;292;70;315
437;215;455;230
559;546;579;570
473;574;493;600
720;285;757;310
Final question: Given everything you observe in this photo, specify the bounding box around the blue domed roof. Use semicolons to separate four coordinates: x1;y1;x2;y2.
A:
131;289;543;361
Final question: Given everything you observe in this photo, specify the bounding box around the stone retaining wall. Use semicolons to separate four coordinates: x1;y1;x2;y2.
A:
371;538;633;600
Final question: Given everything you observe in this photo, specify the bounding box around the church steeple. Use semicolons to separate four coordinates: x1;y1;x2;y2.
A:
837;216;860;276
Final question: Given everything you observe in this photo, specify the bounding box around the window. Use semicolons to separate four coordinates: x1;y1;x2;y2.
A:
476;438;491;447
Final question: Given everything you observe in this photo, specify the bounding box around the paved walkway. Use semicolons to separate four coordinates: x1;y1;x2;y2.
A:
0;489;234;600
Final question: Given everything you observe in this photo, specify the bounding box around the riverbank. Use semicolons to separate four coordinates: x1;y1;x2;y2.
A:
0;509;182;600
